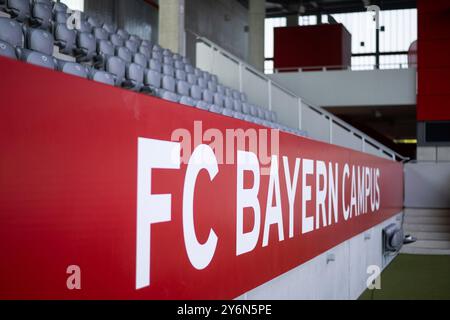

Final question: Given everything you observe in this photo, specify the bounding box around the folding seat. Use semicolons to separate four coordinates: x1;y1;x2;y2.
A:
3;0;30;23
213;93;224;108
222;108;234;118
190;85;202;101
93;27;109;41
95;39;114;67
129;35;141;45
30;2;52;30
202;71;211;82
162;63;174;77
116;46;132;63
0;17;23;48
232;90;241;100
185;64;194;74
211;74;218;84
52;2;67;15
160;75;179;102
232;111;245;120
139;45;151;59
182;57;190;64
174;60;184;70
152;50;162;62
103;23;117;34
78;20;92;33
256;107;265;119
242;103;251;115
172;53;181;61
144;69;161;95
125;39;139;54
161;90;179;103
25;27;53;55
133;52;147;68
264;110;272;122
105;56;126;86
216;84;225;95
186;73;197;86
202;89;214;105
58;61;88;78
197;77;207;89
177;81;195;107
162;48;172;56
75;32;96;62
109;33;124;47
270;111;278;123
21;50;56;69
90;69;115;86
224;96;234;110
233;100;243;113
125;62;144;91
194;68;202;77
175;69;186;81
208;81;217;93
163;55;173;66
241;92;247;102
54;11;68;24
249;105;258;117
179;96;195;107
225;87;233;97
0;40;17;59
209;105;223;114
149;58;162;73
152;44;162;52
54;23;76;55
117;29;129;40
141;40;151;48
87;16;102;29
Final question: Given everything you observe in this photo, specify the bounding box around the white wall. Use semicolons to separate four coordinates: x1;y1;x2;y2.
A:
269;69;417;108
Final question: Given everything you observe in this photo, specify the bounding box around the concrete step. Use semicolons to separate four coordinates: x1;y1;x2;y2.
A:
406;240;450;250
401;246;450;255
404;208;450;218
404;231;450;241
403;223;450;233
404;216;450;225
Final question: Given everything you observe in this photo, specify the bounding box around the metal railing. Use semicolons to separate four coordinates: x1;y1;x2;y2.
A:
188;29;408;162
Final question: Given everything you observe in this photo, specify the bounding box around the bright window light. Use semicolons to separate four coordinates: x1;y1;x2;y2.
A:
60;0;84;12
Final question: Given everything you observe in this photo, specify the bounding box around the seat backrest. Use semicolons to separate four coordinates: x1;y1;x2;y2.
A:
162;48;172;56
127;62;144;85
210;74;218;83
116;46;132;63
139;45;151;59
225;87;232;97
217;85;225;95
109;33;124;47
93;27;109;41
202;89;214;104
141;40;152;48
152;50;162;62
162;63;174;77
208;81;217;93
185;64;194;74
117;29;129;40
97;39;114;56
174;60;184;70
175;69;186;81
242;103;251;115
106;56;126;84
187;73;197;86
152;44;162;52
54;12;69;24
190;85;202;100
27;28;53;55
0;40;17;59
232;90;240;100
224;96;234;109
198;77;207;89
6;0;30;22
52;2;68;15
54;23;76;53
213;93;224;108
241;92;247;102
176;80;190;96
249;104;258;117
102;23;117;34
129;35;141;45
233;99;243;113
149;58;162;73
182;57;190;65
32;3;52;29
125;39;139;53
163;55;173;66
271;111;277;123
78;20;92;33
76;32;96;58
194;68;202;77
0;17;23;47
87;16;102;29
264;110;272;121
91;70;115;86
162;75;176;92
161;91;179;103
202;71;211;82
133;52;147;68
145;69;161;88
22;50;55;69
59;61;88;78
257;107;265;119
222;108;234;117
179;96;195;107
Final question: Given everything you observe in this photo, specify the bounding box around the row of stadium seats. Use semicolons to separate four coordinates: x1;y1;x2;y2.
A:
0;0;308;136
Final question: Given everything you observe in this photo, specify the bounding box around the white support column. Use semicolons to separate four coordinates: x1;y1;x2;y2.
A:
298;98;303;130
159;0;186;55
248;0;266;71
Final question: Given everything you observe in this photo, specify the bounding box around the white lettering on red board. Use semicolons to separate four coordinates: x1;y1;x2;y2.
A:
135;138;381;290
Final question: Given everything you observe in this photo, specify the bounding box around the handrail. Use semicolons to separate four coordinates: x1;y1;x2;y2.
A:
187;29;409;162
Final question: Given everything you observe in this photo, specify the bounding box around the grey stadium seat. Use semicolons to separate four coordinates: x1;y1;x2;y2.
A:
213;93;224;108
198;77;207;89
129;35;141;45
257;107;265;119
125;39;139;53
161;75;176;93
217;85;225;95
20;50;56;69
102;23;117;34
222;108;234;118
26;27;53;55
161;90;179;103
4;0;30;23
125;62;145;91
163;63;175;77
141;40;151;48
139;45;151;59
58;61;88;78
133;52;147;68
233;111;245;120
249;105;258;117
0;17;23;48
149;58;162;73
75;32;96;62
90;69;115;86
187;73;197;86
175;69;186;81
224;96;234;109
117;29;129;40
232;90;241;100
78;20;92;33
179;96;195;107
109;33;124;47
54;23;76;55
190;85;202;101
208;81;217;93
162;48;172;56
30;2;52;30
93;27;109;41
144;69;161;94
196;100;210;110
233;100;243;113
209;105;223;114
0;40;17;59
53;11;68;24
202;89;214;105
52;1;68;15
163;55;173;66
225;87;232;97
87;16;102;29
241;92;247;102
174;60;184;70
152;50;162;62
242;103;251;115
176;80;190;97
105;56;126;86
116;46;132;63
185;64;194;74
152;44;162;52
211;74;218;83
95;39;114;67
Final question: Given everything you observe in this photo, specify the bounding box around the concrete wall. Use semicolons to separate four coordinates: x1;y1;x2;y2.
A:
84;0;158;43
269;69;417;108
237;213;402;300
185;0;249;65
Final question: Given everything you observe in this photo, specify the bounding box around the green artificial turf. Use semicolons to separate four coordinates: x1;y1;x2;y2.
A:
359;254;450;300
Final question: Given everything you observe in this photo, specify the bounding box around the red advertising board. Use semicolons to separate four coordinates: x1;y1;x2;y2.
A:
0;58;403;299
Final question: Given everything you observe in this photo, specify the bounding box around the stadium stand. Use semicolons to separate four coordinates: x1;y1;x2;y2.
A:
0;0;308;137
